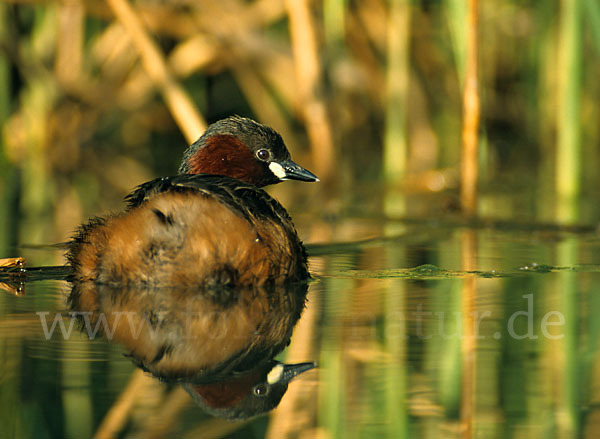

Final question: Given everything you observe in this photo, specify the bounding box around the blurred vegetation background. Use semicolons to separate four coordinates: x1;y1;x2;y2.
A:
1;0;599;257
1;2;600;438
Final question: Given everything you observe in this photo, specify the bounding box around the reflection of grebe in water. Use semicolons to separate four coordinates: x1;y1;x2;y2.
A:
65;116;317;419
69;281;313;419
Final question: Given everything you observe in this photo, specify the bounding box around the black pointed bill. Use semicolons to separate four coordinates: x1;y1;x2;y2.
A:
269;159;319;182
281;362;316;383
266;361;316;385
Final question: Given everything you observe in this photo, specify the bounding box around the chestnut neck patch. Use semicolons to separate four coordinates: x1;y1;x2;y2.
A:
186;135;270;187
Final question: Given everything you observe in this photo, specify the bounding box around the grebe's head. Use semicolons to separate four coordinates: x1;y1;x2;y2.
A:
178;116;319;188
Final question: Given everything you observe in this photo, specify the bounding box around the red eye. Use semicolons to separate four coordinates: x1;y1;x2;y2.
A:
256;149;270;161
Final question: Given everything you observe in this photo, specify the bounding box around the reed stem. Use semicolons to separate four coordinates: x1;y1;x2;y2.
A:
556;0;582;220
460;0;480;215
383;0;410;182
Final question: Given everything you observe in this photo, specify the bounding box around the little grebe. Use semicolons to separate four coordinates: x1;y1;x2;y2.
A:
67;116;318;287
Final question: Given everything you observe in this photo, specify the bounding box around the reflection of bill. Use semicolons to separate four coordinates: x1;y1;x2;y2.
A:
67;280;315;419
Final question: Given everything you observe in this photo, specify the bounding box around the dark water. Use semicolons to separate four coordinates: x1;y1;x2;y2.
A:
2;183;600;439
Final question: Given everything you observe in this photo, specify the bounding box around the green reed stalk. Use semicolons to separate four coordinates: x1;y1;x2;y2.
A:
556;0;582;214
383;0;410;181
0;6;8;125
554;3;582;428
446;0;467;83
554;9;582;432
0;4;12;254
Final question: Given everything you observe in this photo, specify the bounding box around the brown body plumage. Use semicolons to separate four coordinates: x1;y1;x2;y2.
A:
68;175;309;286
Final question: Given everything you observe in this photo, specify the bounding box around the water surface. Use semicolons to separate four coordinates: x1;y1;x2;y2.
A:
2;181;600;438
